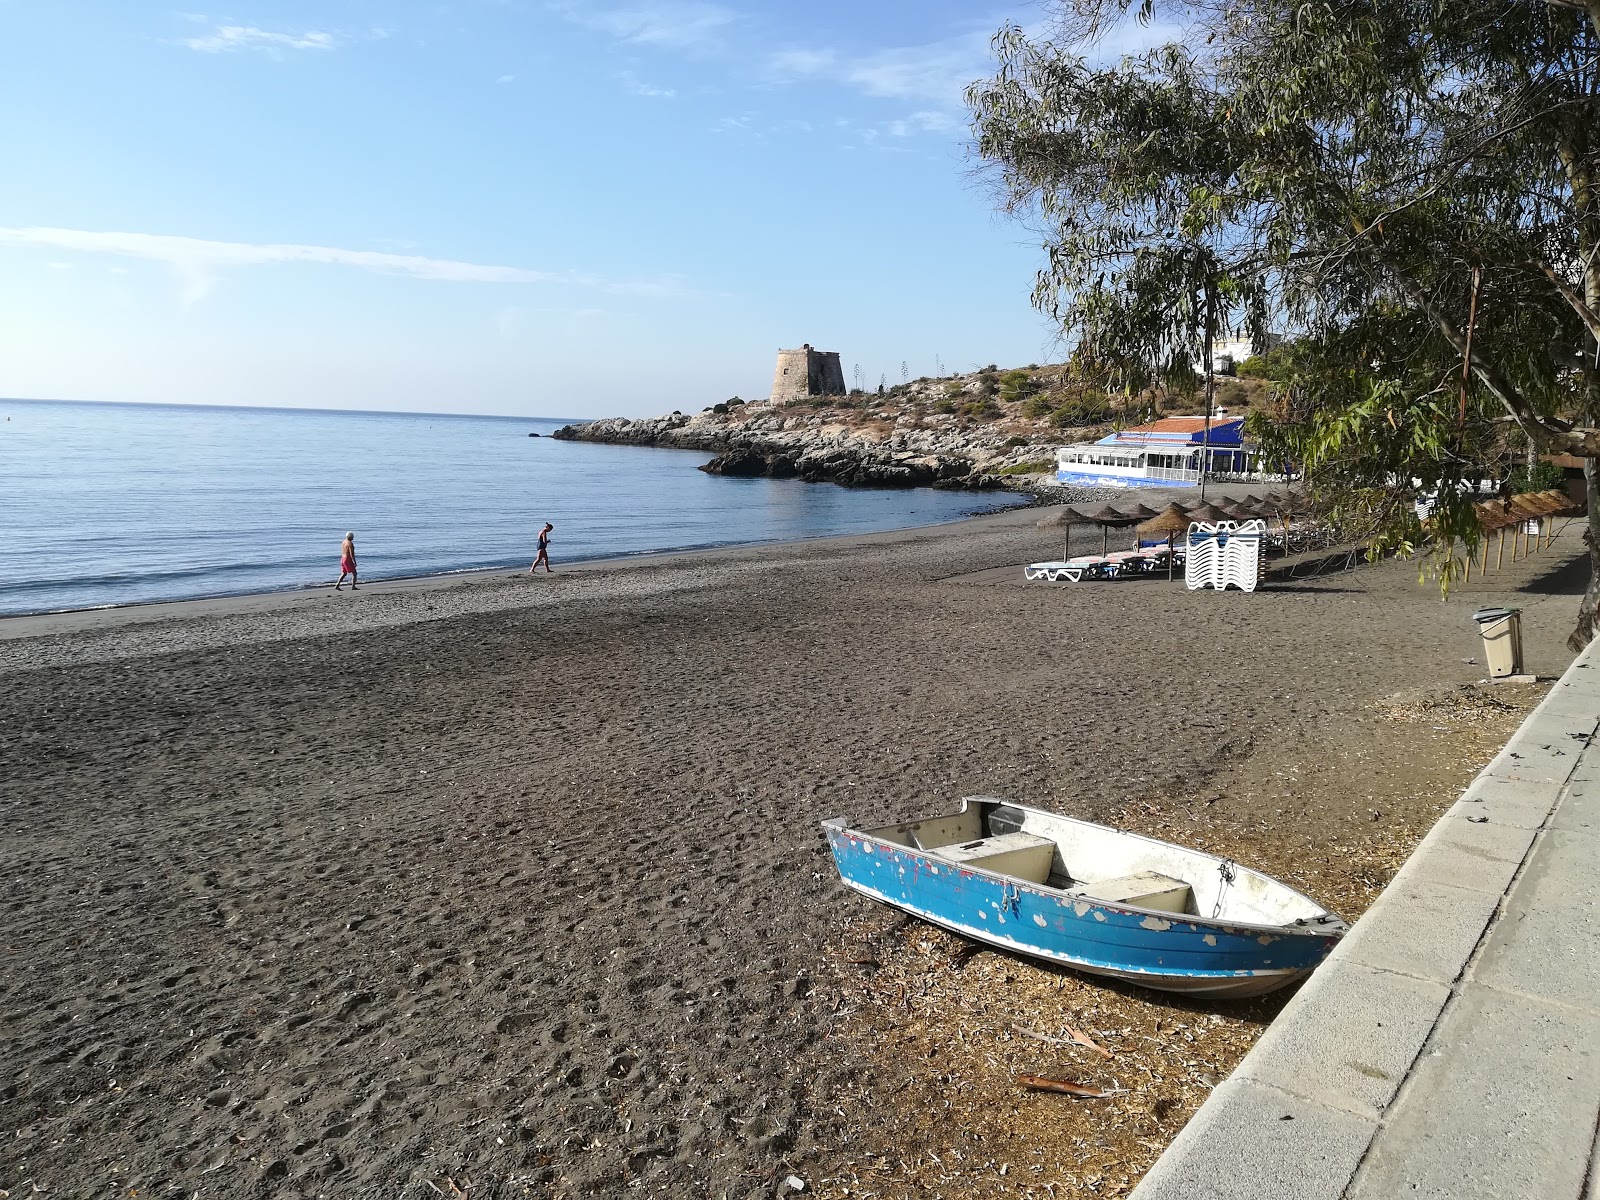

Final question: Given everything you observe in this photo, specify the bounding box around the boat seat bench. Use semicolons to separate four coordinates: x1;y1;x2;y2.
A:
930;832;1054;884
1069;870;1193;914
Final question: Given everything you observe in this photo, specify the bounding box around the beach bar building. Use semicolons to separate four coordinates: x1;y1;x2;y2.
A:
1055;416;1271;488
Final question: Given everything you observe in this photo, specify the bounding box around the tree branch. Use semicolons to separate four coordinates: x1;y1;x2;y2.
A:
1387;266;1600;454
1534;261;1600;344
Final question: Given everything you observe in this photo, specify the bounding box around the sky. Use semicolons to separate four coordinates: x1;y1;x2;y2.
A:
0;2;1179;417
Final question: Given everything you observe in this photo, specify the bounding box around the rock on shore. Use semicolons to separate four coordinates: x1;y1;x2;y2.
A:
553;408;1042;490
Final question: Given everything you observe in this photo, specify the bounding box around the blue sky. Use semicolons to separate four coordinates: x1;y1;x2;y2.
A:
1;2;1174;417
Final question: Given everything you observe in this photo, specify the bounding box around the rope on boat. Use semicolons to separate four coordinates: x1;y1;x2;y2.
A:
1213;859;1237;918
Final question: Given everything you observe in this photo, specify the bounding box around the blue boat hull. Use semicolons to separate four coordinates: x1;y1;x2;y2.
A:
823;824;1340;998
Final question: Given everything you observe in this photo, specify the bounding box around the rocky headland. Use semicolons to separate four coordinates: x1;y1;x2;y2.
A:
552;361;1270;495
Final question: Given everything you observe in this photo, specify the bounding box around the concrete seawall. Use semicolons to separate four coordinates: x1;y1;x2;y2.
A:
1131;638;1600;1199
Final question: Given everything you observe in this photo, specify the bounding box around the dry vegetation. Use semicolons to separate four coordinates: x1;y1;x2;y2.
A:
810;681;1545;1200
715;364;1275;450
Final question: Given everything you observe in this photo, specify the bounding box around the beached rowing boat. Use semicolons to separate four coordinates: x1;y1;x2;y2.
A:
821;797;1345;998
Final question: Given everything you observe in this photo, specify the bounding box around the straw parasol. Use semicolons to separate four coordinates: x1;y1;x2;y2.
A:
1528;491;1571;515
1474;500;1515;530
1261;490;1309;516
1086;503;1139;555
1540;488;1581;515
1186;501;1233;525
1035;505;1090;559
1136;503;1193;580
1116;503;1160;549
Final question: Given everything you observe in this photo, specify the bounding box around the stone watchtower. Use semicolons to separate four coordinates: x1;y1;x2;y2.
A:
770;344;846;403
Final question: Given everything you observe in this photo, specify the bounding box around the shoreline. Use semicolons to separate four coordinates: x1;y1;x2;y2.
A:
0;501;1047;645
0;497;1034;640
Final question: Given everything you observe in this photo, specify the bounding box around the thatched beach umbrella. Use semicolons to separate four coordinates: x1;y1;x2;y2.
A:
1510;492;1566;557
1087;503;1139;555
1474;499;1519;573
1186;501;1233;525
1263;491;1310;516
1540;488;1581;515
1036;505;1090;559
1116;503;1160;549
1136;503;1193;580
1522;492;1567;551
1258;491;1309;552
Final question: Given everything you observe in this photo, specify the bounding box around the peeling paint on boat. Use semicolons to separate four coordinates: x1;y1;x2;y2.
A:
820;796;1345;999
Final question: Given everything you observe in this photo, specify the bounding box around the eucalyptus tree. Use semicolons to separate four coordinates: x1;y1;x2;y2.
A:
969;1;1600;644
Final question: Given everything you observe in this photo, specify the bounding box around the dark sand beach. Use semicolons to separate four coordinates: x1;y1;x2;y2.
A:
1;504;1586;1199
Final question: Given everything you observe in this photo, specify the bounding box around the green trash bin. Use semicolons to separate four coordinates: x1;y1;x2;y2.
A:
1472;607;1524;679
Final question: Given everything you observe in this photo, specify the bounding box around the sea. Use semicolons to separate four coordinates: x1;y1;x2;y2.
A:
0;398;1026;617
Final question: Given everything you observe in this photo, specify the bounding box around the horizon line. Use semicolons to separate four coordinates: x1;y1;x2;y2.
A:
0;395;593;424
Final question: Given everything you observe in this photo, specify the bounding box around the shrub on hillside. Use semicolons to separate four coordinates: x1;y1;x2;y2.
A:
999;369;1041;403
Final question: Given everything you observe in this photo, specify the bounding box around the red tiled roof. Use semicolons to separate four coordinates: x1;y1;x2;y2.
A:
1122;417;1241;435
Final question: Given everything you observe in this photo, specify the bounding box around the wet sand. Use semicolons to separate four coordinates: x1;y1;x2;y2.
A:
0;506;1586;1199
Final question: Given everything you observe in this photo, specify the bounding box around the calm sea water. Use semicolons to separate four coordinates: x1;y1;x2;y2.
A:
0;399;1024;616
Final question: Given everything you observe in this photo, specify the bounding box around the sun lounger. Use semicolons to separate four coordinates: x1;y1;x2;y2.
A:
1025;556;1117;583
1024;561;1073;581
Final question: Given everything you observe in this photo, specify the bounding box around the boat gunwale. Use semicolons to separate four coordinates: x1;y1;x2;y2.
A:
820;797;1346;941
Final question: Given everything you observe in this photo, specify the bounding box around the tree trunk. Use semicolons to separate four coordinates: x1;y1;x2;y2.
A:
1199;298;1216;502
1570;459;1600;651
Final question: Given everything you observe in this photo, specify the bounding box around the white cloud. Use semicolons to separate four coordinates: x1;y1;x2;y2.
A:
0;226;682;305
551;0;738;51
887;110;961;137
619;70;675;97
768;31;991;105
179;24;336;53
768;16;1188;135
497;73;517;83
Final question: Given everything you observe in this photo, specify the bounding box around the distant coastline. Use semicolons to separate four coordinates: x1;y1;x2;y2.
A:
552;361;1268;497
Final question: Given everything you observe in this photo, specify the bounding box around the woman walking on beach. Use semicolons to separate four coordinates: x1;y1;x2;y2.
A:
336;532;358;590
530;523;554;574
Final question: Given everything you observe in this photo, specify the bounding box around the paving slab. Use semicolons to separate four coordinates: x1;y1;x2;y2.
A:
1337;876;1503;984
1451;774;1565;829
1345;986;1600;1200
1130;1077;1375;1200
1552;775;1600;836
1525;690;1600;722
1231;959;1448;1119
1468;828;1600;1013
1482;736;1584;784
1390;813;1537;896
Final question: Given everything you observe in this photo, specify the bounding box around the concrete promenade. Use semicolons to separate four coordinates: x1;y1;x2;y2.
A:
1133;638;1600;1200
